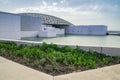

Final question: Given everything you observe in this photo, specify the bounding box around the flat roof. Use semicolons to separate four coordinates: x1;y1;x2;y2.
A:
0;11;19;16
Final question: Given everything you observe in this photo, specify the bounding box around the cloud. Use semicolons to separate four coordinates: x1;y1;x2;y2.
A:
14;0;119;15
15;1;101;15
60;0;66;4
15;6;97;16
52;2;57;6
15;1;118;26
1;0;119;15
60;0;68;5
0;0;120;30
42;0;47;6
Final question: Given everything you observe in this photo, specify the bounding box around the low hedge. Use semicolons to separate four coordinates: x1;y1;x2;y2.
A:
0;41;120;75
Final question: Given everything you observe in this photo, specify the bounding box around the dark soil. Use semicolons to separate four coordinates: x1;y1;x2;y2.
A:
0;54;119;76
0;41;120;76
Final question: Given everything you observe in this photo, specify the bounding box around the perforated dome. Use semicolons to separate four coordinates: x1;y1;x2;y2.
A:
19;13;73;26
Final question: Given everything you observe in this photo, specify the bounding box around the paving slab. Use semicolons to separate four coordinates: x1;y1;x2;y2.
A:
0;57;53;80
0;56;120;80
54;64;120;80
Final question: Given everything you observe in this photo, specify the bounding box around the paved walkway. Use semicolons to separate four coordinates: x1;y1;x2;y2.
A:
0;57;53;80
54;64;120;80
0;56;120;80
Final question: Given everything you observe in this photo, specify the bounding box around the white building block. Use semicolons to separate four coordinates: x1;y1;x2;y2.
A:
0;12;21;39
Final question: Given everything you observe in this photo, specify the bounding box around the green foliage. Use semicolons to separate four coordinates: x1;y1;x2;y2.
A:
0;41;120;74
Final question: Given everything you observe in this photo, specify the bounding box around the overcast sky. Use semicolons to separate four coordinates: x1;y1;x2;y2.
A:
0;0;120;30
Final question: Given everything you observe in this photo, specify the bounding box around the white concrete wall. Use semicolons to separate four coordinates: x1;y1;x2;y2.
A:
20;15;42;38
38;31;56;37
66;25;107;35
41;25;55;31
0;39;119;56
56;28;65;35
89;26;107;35
21;31;39;37
39;25;56;37
21;16;41;31
0;12;21;39
39;25;65;37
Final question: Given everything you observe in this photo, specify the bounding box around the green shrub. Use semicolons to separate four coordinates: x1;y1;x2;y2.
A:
0;41;120;74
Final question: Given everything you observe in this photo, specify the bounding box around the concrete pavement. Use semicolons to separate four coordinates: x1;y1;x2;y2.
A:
54;64;120;80
0;57;53;80
0;56;120;80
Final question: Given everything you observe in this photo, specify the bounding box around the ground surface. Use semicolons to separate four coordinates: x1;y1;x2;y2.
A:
0;57;53;80
0;42;120;76
0;56;120;80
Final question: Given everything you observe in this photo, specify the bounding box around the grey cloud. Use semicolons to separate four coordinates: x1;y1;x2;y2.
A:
0;0;120;14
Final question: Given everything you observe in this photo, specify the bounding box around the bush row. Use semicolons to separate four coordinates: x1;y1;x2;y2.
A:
0;41;120;75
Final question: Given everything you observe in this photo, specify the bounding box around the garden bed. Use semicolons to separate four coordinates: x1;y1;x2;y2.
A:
0;41;120;76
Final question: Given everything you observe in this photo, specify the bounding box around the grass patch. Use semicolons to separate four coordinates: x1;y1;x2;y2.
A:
0;41;120;75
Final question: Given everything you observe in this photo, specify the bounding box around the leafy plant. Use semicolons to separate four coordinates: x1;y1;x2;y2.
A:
0;41;120;76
